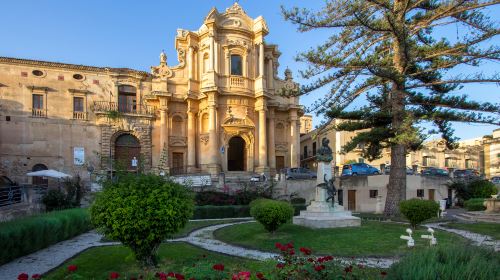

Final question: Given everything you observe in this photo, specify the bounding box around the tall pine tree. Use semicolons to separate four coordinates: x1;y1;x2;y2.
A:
282;0;500;216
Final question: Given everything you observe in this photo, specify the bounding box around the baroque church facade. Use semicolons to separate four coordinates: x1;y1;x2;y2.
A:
0;3;303;184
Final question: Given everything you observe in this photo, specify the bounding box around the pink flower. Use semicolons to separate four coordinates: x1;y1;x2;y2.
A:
232;271;251;280
109;272;120;279
17;273;29;280
67;265;78;272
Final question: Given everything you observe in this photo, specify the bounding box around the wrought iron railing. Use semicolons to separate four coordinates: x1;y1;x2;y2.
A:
92;101;156;116
0;185;23;207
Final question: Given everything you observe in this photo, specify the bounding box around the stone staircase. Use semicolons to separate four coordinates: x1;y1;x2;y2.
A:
455;211;500;223
223;171;262;189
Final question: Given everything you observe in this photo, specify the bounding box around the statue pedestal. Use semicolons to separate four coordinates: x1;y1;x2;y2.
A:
293;162;361;228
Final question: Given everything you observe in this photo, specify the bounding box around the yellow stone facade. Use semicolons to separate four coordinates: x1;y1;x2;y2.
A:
0;3;302;184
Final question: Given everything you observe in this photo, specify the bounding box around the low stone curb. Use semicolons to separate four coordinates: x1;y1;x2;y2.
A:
425;222;499;252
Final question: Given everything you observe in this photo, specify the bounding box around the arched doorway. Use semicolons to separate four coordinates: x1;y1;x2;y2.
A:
32;164;48;186
228;136;246;171
115;134;141;170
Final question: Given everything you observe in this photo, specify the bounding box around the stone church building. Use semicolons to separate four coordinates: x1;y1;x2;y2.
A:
0;3;303;184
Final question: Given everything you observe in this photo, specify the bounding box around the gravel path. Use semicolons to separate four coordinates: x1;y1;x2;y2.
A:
425;222;500;252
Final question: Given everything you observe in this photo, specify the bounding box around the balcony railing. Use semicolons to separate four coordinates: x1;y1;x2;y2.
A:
31;108;47;118
73;111;88;120
230;76;245;87
92;101;156;117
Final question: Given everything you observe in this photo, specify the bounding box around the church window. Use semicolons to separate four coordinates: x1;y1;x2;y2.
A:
203;53;209;73
230;54;242;76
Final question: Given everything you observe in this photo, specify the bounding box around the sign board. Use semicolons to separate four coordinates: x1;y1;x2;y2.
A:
220;146;225;154
131;157;138;167
73;147;85;166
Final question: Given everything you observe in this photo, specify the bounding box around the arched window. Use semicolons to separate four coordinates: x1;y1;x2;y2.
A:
230;54;242;76
171;115;185;136
32;164;48;187
201;113;209;133
203;53;209;73
118;85;137;113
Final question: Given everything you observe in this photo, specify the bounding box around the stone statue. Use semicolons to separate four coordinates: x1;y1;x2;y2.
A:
317;138;333;162
160;50;167;64
318;174;336;207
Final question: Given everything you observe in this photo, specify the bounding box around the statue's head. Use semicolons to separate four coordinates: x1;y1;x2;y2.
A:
322;138;329;146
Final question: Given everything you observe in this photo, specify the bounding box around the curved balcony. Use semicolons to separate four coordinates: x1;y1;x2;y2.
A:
92;101;156;118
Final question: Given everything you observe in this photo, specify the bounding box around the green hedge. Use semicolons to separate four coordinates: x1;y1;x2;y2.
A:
192;204;306;219
400;199;440;228
464;198;486;211
0;208;91;265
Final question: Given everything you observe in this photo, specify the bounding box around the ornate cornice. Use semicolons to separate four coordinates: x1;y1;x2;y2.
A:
0;56;150;77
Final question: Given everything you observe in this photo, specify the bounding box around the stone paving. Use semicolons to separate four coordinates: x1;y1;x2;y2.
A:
425;222;500;252
1;219;498;279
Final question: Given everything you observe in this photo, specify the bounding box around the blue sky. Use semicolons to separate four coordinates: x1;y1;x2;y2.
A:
1;0;498;140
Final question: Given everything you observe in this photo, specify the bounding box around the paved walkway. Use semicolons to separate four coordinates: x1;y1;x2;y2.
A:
1;220;497;279
426;222;499;251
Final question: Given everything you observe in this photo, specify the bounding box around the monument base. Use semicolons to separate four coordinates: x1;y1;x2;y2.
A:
293;201;361;228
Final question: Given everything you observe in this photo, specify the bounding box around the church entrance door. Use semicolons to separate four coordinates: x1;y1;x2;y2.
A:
228;136;246;171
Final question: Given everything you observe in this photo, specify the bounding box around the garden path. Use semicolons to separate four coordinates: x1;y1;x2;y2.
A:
425;222;499;251
2;220;497;279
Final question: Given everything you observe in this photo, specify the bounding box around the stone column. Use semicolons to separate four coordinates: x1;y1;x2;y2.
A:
188;46;194;80
268;108;276;173
187;100;197;173
267;58;274;89
209;36;215;71
259;43;265;77
208;92;219;175
289;110;299;168
256;98;268;173
159;97;169;151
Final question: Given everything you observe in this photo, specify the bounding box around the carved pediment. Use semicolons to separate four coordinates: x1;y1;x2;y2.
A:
221;116;255;128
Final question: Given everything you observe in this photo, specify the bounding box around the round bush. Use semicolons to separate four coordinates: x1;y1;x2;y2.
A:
399;199;439;228
469;180;497;198
42;189;69;211
464;198;486;211
90;174;193;266
250;199;294;233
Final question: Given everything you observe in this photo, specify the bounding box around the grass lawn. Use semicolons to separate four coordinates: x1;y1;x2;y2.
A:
170;218;250;238
444;222;500;240
214;221;467;257
44;242;271;279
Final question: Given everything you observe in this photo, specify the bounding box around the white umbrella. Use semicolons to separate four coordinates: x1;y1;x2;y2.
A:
26;169;72;179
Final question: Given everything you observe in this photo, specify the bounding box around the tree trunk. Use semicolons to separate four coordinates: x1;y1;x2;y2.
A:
384;143;407;217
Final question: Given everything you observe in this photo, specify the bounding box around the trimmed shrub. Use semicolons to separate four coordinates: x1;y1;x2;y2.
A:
388;244;500;280
400;199;439;228
0;208;91;265
469;180;497;198
250;199;294;233
42;189;69;211
464;198;486;211
192;204;306;219
195;191;236;206
90;174;193;266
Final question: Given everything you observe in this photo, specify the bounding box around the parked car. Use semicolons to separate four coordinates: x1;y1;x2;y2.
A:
0;175;22;207
284;168;317;180
491;176;500;185
342;163;380;176
453;169;481;179
384;165;415;175
421;167;449;177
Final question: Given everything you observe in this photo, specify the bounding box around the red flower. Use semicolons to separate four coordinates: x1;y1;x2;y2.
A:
314;265;325;272
174;274;184;280
274;242;282;249
307;258;314;262
67;265;78;272
299;247;312;255
344;265;353;273
256;272;265;279
32;274;41;279
17;273;29;280
155;272;167;280
289;249;295;255
276;263;285;269
381;271;388;277
212;264;225;271
286;242;294;249
231;271;251;280
109;272;120;279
